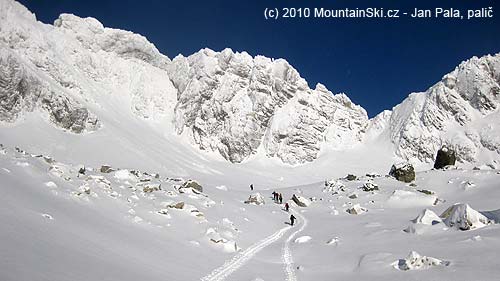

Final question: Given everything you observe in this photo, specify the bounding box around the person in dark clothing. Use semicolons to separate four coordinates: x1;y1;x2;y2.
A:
279;193;283;204
272;191;276;201
290;214;296;226
284;202;289;212
250;184;254;191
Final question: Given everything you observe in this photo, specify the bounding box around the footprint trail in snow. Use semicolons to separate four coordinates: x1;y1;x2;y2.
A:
282;211;307;281
200;223;292;281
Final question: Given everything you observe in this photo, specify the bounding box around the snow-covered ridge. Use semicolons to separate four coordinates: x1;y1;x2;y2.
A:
1;0;499;166
373;54;500;164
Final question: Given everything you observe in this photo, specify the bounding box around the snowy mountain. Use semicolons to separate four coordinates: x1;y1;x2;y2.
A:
1;0;499;167
371;54;500;164
168;49;368;164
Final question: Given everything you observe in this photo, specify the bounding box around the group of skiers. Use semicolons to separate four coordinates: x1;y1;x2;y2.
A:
271;191;283;204
249;183;297;226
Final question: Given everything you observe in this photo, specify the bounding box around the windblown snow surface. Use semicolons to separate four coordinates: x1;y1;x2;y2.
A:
1;1;500;281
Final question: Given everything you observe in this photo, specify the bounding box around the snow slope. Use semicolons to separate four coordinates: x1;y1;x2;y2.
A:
2;144;500;281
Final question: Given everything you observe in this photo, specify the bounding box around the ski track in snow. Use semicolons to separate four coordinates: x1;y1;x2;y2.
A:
282;211;307;281
200;223;292;281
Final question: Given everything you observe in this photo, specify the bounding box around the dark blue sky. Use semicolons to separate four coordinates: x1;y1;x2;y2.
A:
19;0;500;117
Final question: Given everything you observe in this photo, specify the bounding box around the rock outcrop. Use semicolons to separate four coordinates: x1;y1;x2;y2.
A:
168;49;368;164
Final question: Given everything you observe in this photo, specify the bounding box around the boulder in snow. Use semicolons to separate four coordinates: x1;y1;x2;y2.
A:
167;201;185;209
345;174;358;181
292;194;311;207
394;251;450;271
389;162;415;183
346;204;367;215
244;193;265;205
440;203;491;230
434;146;456;169
361;182;379;192
100;165;114;173
181;179;203;193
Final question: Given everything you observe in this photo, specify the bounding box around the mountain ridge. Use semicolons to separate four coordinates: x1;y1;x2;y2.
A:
1;0;499;167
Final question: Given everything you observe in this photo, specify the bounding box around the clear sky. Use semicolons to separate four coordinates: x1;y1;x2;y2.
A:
19;0;500;117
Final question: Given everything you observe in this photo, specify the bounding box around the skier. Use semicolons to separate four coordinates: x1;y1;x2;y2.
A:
279;193;283;204
290;214;296;226
284;202;289;212
250;184;254;191
272;191;276;201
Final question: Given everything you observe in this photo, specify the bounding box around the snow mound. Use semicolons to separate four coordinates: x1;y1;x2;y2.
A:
294;236;312;243
393;251;450;271
412;209;443;225
440;203;492;230
386;190;437;208
404;209;443;234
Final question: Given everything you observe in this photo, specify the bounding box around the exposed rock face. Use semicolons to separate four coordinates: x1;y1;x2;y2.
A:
168;49;368;164
433;146;456;169
389;163;415;183
0;52;100;133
